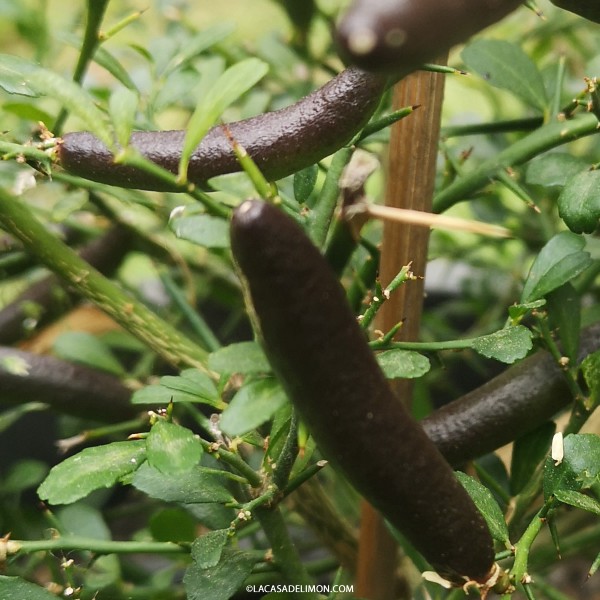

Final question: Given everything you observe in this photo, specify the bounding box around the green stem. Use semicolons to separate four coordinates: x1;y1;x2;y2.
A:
0;188;208;371
54;0;111;134
511;500;555;585
159;270;221;352
272;411;299;490
119;150;230;218
309;146;353;248
254;505;318;599
200;438;263;488
442;117;543;138
5;536;189;556
433;113;600;213
369;338;473;352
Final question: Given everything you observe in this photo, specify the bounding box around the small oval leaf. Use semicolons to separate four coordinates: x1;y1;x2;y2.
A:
220;378;287;437
558;169;600;234
146;420;203;474
376;349;430;379
521;232;592;303
38;441;146;505
461;40;547;112
455;471;510;546
471;325;533;364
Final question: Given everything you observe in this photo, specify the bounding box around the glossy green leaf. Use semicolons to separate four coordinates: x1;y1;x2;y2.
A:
521;232;592;302
0;54;39;96
208;342;271;375
293;164;319;204
547;283;581;364
132;462;236;504
109;87;138;148
526;153;587;187
455;471;510;546
184;548;257;600
461;40;547;111
554;489;600;515
510;422;556;495
544;433;600;499
146;420;203;474
53;331;125;376
376;349;430;379
220;378;288;436
191;529;230;568
558;169;600;234
38;440;146;505
179;58;269;182
471;325;532;364
171;214;230;248
0;576;59;599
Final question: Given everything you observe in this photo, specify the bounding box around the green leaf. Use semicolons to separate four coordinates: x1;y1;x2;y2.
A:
461;40;547;112
581;351;600;408
526;153;587;187
0;54;39;96
132;462;236;504
376;349;430;379
510;422;556;495
146;420;203;474
38;440;146;505
28;68;113;147
220;378;288;437
455;471;510;546
521;232;592;303
558;169;600;234
0;576;59;599
2;459;48;494
293;164;318;204
171;214;230;248
109;87;138;148
131;370;222;408
53;331;125;376
508;299;546;323
554;489;600;515
162;369;219;399
544;433;600;499
191;529;230;569
547;283;581;364
93;45;138;90
590;551;600;578
208;342;271;375
163;22;235;76
150;507;197;542
471;325;533;364
179;58;269;182
184;548;257;600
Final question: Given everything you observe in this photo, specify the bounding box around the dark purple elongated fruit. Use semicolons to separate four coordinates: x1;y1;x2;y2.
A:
58;67;386;191
230;200;495;585
423;322;600;466
336;0;522;74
